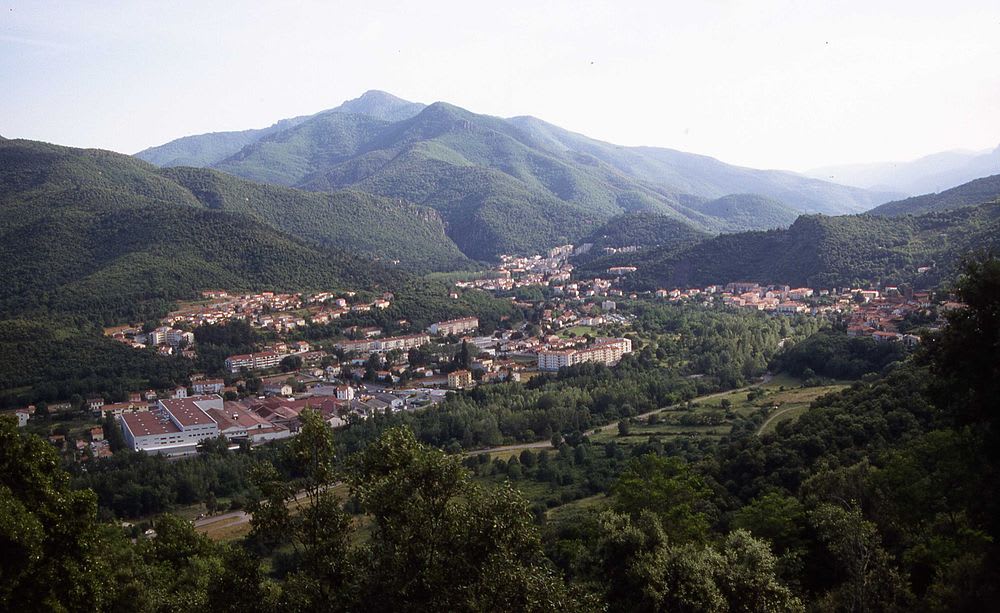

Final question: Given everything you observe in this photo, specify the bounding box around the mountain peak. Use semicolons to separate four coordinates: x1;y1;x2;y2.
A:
353;89;410;104
419;101;467;117
332;91;425;122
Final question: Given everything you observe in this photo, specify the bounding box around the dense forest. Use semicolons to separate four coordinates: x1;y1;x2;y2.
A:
3;256;998;611
0;318;192;408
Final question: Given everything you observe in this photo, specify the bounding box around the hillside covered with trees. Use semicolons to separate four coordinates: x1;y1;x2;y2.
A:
869;173;1000;217
579;202;1000;290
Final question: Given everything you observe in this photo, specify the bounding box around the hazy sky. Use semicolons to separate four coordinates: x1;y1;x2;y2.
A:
2;0;998;171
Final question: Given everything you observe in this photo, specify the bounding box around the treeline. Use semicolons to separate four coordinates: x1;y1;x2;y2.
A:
769;328;908;380
0;318;192;409
628;302;824;387
535;256;1000;609
1;410;802;612
70;442;281;519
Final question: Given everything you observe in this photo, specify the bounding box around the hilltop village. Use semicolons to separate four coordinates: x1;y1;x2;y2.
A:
10;243;954;456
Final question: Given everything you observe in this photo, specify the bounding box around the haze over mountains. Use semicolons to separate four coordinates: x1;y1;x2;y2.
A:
136;90;894;260
807;145;1000;196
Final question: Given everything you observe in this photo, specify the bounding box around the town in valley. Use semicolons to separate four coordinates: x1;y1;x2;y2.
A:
9;243;952;458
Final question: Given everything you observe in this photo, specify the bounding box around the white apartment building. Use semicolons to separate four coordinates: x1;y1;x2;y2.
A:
537;338;633;372
374;334;430;352
336;334;430;353
192;379;225;395
428;317;479;336
537;350;574;371
224;351;284;373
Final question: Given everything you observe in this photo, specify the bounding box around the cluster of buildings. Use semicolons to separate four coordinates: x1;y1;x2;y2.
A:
648;281;957;346
117;385;452;455
334;333;431;354
428;316;479;336
156;290;392;333
455;246;577;292
224;341;315;373
650;282;870;316
106;325;195;356
844;288;958;346
120;395;294;455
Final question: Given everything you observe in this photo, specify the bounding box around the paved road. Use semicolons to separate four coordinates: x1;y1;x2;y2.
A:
193;488;313;532
193;509;248;529
465;439;554;456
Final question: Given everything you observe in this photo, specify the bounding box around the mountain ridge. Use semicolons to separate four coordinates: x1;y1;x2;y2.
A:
134;90;426;169
135;91;899;260
575;174;1000;291
868;174;1000;217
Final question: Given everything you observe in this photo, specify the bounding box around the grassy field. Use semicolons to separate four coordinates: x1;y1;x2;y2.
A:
24;413;104;441
557;325;597;338
590;374;849;449
546;493;611;526
196;515;250;541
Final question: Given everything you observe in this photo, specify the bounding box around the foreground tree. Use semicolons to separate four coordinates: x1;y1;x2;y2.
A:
248;409;352;611
0;416;113;611
596;510;802;612
351;427;579;612
611;453;713;543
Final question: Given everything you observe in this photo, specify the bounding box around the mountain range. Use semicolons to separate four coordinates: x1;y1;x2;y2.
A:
137;91;894;260
576;175;1000;291
7;91;1000;328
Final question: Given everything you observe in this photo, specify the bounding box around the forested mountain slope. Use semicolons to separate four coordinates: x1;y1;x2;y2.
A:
508;115;890;214
137;92;891;260
0;139;464;322
691;193;799;232
581;212;711;252
869;173;1000;217
579;204;1000;289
